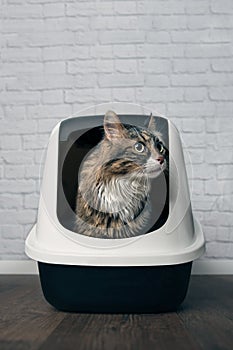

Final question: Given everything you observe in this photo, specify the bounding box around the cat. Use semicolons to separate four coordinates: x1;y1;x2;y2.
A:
75;110;168;239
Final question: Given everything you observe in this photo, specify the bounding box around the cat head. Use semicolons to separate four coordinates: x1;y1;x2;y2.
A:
101;110;167;179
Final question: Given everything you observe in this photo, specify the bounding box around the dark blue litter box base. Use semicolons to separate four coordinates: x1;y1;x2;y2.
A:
38;262;192;313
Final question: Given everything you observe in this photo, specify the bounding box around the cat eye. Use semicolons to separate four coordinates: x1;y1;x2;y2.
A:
157;142;165;154
134;142;145;153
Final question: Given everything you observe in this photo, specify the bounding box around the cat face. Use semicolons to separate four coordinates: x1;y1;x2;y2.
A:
102;111;167;179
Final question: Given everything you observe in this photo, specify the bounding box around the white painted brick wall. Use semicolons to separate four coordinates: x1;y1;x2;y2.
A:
0;0;233;260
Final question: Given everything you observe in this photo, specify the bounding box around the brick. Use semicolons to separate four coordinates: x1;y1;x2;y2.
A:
99;31;145;44
185;44;233;58
211;58;233;72
184;87;207;102
167;102;215;117
209;87;233;101
0;225;24;240
136;87;183;103
93;88;112;103
96;60;114;73
1;47;41;61
206;242;233;258
5;165;25;179
192;195;217;211
43;3;65;17
75;74;97;88
115;16;138;30
75;31;98;45
114;1;137;15
66;2;96;16
28;104;72;119
24;194;39;209
0;106;4;119
23;134;48;150
138;59;171;74
204;211;233;226
205;150;233;164
138;1;185;15
1;18;44;34
171;30;208;43
203;29;232;43
145;74;170;87
217;195;233;212
65;89;94;103
112;45;137;58
99;74;144;88
90;45;113;59
1;151;34;165
44;17;89;32
4;106;26;120
112;88;135;102
1;239;26;254
152;15;187;30
0;180;35;194
203;225;217;242
173;59;209;73
182;118;205;133
0;62;43;76
25;165;40;179
190;179;204;195
182;132;206;148
42;90;63;105
0;91;41;105
215;227;233;242
1;135;22;150
171;73;209;87
115;60;137;73
185;1;209;15
0;120;37;135
136;43;185;58
216;102;233;117
187;15;213;30
67;60;96;74
3;4;43;18
217;133;233;147
0;195;23;209
96;1;114;15
211;0;233;14
217;165;233;180
146;31;170;43
205;179;225;195
27;74;74;90
190;164;216;180
44;62;66;74
16;210;38;225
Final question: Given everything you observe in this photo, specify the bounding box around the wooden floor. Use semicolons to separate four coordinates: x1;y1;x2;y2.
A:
0;275;232;350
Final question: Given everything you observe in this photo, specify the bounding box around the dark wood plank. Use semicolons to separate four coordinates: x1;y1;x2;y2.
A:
38;313;201;350
178;276;233;350
0;275;232;350
0;275;66;350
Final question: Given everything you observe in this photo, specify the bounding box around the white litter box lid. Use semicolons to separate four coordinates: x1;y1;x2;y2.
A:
25;103;205;266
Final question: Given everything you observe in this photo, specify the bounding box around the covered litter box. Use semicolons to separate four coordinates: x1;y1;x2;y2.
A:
25;103;205;313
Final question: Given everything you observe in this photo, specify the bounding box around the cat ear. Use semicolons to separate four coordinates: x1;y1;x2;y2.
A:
147;113;157;132
104;110;125;140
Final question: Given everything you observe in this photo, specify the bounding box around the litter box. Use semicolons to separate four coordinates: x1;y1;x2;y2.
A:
25;103;205;313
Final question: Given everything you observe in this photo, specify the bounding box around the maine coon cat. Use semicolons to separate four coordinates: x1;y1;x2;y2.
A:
75;111;168;239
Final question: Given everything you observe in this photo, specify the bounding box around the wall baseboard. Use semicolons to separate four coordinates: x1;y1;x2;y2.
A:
0;260;232;275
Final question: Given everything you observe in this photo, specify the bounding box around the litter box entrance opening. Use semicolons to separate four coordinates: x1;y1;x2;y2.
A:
57;114;169;238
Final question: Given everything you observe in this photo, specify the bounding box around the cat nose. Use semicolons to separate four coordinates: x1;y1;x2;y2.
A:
157;156;164;165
